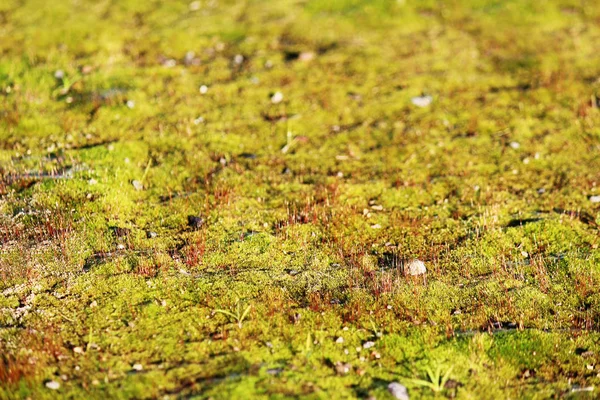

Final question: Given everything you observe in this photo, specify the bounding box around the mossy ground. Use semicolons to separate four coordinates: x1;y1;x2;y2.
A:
1;0;600;398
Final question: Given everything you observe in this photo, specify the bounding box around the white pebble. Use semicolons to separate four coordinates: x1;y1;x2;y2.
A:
388;382;409;400
199;85;208;94
132;363;143;371
363;341;375;349
189;1;201;11
126;100;135;109
234;54;244;64
411;95;432;107
336;337;344;344
271;91;284;104
590;195;600;203
163;59;177;68
54;70;65;80
406;259;426;276
132;180;143;191
46;380;60;390
510;141;520;149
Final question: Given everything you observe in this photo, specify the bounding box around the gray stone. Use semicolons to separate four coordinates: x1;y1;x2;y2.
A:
388;382;409;400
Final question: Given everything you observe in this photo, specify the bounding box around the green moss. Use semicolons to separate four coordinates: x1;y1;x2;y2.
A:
1;0;600;398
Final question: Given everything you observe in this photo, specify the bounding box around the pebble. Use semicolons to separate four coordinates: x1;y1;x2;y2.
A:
126;100;135;109
335;362;352;375
267;368;283;375
298;52;315;62
406;259;426;276
187;215;204;229
146;231;157;239
199;85;208;94
510;141;520;149
132;363;143;371
590;195;600;203
111;226;131;238
132;180;143;191
46;380;61;390
411;95;432;107
73;346;84;354
388;382;409;400
336;337;344;344
234;54;244;64
54;70;65;80
271;91;284;104
363;341;375;349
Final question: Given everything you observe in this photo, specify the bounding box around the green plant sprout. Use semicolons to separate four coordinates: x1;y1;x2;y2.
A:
214;298;252;329
407;365;454;393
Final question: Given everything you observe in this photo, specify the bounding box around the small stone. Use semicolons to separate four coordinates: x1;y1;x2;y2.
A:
73;347;84;354
336;337;344;344
194;116;205;125
370;224;382;229
88;178;97;185
46;380;60;390
271;91;284;104
187;215;204;229
126;100;135;109
234;54;244;64
589;195;600;203
298;52;315;62
510;141;520;149
406;259;426;276
189;1;200;11
335;362;352;375
132;363;143;371
411;95;432;107
163;59;177;68
184;51;197;65
110;226;130;238
146;231;157;239
388;382;409;400
267;368;283;375
54;70;65;80
89;300;97;308
363;341;375;349
132;180;143;191
199;85;208;94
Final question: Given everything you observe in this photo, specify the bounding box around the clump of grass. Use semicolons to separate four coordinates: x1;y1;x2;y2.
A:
407;365;454;393
214;297;252;329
